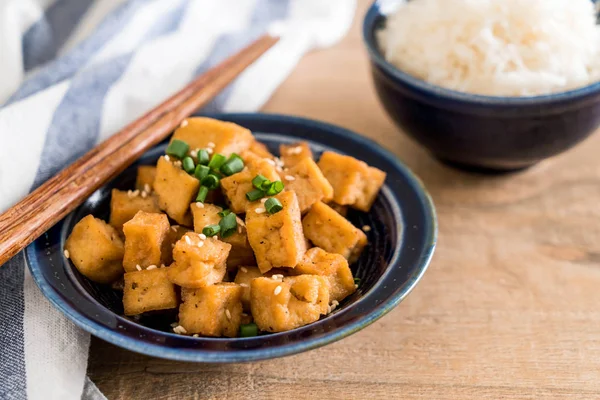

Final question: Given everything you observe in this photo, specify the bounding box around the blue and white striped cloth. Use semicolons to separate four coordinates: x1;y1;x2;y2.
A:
0;1;356;399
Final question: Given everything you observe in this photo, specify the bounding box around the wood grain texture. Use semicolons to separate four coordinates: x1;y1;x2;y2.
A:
88;1;600;398
0;34;278;267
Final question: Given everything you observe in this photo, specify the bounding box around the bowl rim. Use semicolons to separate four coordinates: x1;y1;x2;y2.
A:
25;112;438;363
362;1;600;107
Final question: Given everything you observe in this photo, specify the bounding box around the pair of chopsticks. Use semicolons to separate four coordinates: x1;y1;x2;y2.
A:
0;34;279;266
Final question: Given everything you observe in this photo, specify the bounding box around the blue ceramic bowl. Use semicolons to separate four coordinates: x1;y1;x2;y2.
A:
363;2;600;172
25;113;437;362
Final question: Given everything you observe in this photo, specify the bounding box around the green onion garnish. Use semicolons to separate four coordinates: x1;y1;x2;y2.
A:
202;224;221;237
265;197;283;214
208;153;227;170
252;175;270;190
219;212;237;238
266;180;284;196
354;277;361;285
218;209;232;217
201;174;220;190
230;153;243;162
197;149;210;165
246;188;265;202
196;186;209;203
194;164;210;181
239;322;258;337
220;157;244;176
182;157;195;174
166;139;189;159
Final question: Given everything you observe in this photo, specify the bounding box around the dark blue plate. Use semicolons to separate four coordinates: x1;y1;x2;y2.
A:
25;113;437;362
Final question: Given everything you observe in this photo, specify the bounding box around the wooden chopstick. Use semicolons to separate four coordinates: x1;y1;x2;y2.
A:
0;34;279;266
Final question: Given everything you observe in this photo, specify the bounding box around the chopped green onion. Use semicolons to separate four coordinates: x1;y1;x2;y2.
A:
240;322;258;337
218;209;232;217
265;197;283;214
354;277;361;285
197;149;210;165
194;164;210;181
252;175;270;190
182;157;195;174
246;188;265;202
196;186;209;203
266;180;284;196
166;139;189;159
219;212;237;238
208;153;227;170
220;157;244;176
201;174;220;190
230;153;243;162
202;224;221;237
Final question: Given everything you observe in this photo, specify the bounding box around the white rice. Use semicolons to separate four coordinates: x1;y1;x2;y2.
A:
378;0;600;96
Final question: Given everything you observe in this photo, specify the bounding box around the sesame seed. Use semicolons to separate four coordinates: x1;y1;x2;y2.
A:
199;233;207;240
192;334;199;338
225;309;232;320
265;159;276;166
237;226;242;233
206;147;214;154
240;283;249;288
271;274;283;280
240;267;248;273
180;119;188;127
260;198;267;203
135;265;142;271
255;207;265;214
207;142;216;148
146;265;157;270
196;241;204;248
354;284;358;289
190;150;197;158
170;322;179;328
173;160;182;168
164;155;170;162
288;146;302;155
241;312;249;317
63;249;70;259
284;175;295;181
274;157;284;167
141;191;148;198
171;226;178;232
127;190;134;198
332;300;339;306
144;184;151;193
196;202;204;208
362;225;371;232
274;285;282;295
185;236;192;245
160;264;166;268
276;167;283;172
173;325;187;334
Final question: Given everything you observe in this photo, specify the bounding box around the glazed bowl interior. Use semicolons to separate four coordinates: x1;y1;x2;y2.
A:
26;113;437;362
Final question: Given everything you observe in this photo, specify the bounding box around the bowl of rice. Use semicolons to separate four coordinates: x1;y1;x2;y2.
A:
364;0;600;171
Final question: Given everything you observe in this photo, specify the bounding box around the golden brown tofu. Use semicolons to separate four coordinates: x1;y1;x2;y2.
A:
153;156;199;226
135;165;156;192
317;151;386;212
178;284;243;337
221;157;281;213
109;189;160;232
122;211;170;272
190;203;255;268
123;268;178;315
171;117;254;157
166;233;231;288
160;225;191;265
246;191;306;273
283;157;334;213
248;140;275;159
295;247;356;303
280;141;313;167
302;202;367;263
250;276;329;333
233;266;262;311
65;215;124;284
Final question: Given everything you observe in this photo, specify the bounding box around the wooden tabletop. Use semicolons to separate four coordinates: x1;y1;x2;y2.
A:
88;1;600;398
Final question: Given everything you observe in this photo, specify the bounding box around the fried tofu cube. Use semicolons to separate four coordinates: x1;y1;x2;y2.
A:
250;275;329;332
221;156;280;213
179;284;243;337
302;202;367;263
166;233;231;288
247;140;275;160
171;117;253;157
284;158;334;213
246;191;306;273
190;203;255;268
233;266;262;311
109;189;160;231
295;247;356;303
135;165;156;192
317;151;386;212
153;156;199;226
122;211;170;272
160;225;191;265
65;215;124;284
280;141;313;167
123;268;178;315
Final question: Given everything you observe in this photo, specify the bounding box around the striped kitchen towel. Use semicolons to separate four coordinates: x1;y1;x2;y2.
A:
0;1;356;399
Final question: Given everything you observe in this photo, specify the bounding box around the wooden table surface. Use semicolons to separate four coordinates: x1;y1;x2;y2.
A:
88;1;600;398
